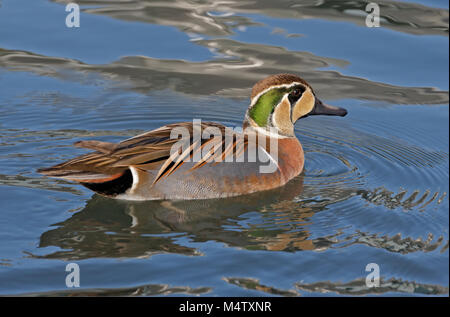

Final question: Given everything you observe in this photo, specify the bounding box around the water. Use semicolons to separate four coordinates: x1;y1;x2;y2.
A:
0;0;448;296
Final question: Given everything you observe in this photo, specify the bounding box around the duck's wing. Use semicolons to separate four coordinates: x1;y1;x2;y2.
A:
38;121;245;184
74;140;117;154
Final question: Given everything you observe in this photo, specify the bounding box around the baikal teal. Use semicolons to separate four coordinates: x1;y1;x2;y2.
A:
0;0;448;297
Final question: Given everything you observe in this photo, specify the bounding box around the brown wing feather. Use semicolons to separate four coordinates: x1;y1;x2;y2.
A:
38;121;239;184
74;140;116;154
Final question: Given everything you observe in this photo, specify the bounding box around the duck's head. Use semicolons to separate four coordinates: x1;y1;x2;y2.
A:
244;73;347;137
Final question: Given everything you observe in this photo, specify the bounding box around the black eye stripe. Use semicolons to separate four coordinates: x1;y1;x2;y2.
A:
288;86;305;105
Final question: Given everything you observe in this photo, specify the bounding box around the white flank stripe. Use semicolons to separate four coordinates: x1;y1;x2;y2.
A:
129;166;139;193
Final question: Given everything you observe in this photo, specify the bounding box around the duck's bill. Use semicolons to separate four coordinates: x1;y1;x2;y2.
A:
310;99;347;117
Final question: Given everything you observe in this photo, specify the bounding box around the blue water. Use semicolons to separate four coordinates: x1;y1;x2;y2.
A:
0;0;448;296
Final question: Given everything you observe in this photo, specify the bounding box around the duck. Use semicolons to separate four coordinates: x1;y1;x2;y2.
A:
38;73;347;200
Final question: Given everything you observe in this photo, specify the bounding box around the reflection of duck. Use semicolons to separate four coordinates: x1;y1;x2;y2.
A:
37;176;306;260
34;175;446;261
38;74;346;200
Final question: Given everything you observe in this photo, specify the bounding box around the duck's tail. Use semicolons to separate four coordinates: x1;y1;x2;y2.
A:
37;140;133;197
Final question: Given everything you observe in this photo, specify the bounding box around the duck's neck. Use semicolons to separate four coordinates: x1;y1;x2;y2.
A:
242;118;295;139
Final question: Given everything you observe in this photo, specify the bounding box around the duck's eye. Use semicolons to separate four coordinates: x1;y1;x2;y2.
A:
291;89;302;97
288;87;304;104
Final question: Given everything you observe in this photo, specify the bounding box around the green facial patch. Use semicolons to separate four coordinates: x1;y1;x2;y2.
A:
249;87;289;127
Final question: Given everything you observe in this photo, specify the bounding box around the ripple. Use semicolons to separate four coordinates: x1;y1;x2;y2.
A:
15;283;211;297
224;277;299;296
297;114;448;216
0;173;84;196
296;277;449;295
358;187;448;212
223;276;449;296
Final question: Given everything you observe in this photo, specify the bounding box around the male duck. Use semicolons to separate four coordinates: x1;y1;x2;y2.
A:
39;74;347;200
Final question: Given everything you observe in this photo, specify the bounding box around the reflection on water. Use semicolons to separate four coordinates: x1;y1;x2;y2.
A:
19;275;450;296
35;177;306;260
21;283;212;297
225;277;449;296
224;277;299;296
0;0;448;296
1;42;448;104
32;173;447;261
52;0;449;36
295;278;449;295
